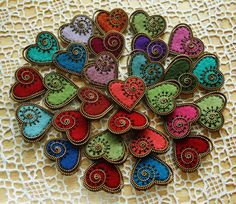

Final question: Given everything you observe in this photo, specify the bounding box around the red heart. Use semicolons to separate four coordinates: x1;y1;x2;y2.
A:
108;76;146;112
52;110;90;145
95;8;128;34
165;104;200;139
108;110;149;134
10;66;45;101
174;135;212;172
129;127;169;157
78;87;114;119
89;31;124;59
83;161;123;192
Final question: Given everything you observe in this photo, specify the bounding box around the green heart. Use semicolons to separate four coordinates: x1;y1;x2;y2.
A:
145;81;181;115
130;10;166;38
85;130;127;164
44;72;77;109
195;92;226;131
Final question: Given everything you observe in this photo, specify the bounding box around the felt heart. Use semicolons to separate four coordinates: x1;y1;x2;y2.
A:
107;76;146;112
78;86;113;119
195;92;227;131
128;51;164;87
83;161;123;193
129;127;169;158
145;81;181;115
59;15;94;44
95;8;128;33
10;66;45;101
44;72;78;109
44;139;80;175
16;103;53;142
108;110;149;134
164;104;200;139
174;135;212;172
168;24;204;58
85;130;127;164
130;10;166;38
89;31;124;59
164;55;198;94
132;33;168;62
83;52;118;87
192;53;224;90
131;155;173;190
53;43;88;76
52;110;90;145
23;31;60;65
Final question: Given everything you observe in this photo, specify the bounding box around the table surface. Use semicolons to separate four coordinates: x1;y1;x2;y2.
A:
0;0;235;203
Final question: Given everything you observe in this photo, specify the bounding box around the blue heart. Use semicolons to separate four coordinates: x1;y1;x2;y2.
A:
53;43;87;75
16;104;53;141
128;51;164;86
192;54;224;90
131;156;172;190
45;139;80;174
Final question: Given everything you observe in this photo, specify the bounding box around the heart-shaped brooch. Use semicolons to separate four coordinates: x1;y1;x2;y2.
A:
168;24;204;58
77;86;114;119
132;33;168;62
83;52;118;87
89;31;125;59
108;110;149;134
59;15;94;44
173;135;212;172
130;10;166;38
128;51;164;87
107;76;146;112
16;103;53;142
192;53;224;91
44;72;78;109
164;55;198;94
145;81;181;115
195;92;227;131
83;161;123;193
52;109;90;145
131;155;173;190
164;104;200;139
53;43;88;76
44;139;80;175
23;31;60;65
95;8;128;34
10;66;45;101
84;130;127;164
129;127;169;158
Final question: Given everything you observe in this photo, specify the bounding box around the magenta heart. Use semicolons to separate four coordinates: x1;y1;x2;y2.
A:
169;24;204;58
83;52;118;87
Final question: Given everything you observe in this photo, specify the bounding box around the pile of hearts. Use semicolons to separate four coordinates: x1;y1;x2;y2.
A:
11;9;227;192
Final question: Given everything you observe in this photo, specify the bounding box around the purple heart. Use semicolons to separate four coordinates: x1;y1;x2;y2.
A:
132;34;168;62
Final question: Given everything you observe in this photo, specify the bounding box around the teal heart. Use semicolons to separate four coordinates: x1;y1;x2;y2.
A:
128;51;164;86
192;54;224;90
16;104;53;142
23;31;60;65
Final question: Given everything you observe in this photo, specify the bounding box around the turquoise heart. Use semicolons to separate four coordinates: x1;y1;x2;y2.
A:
192;54;224;90
23;31;60;65
16;104;53;142
131;155;173;190
128;51;164;86
53;43;88;75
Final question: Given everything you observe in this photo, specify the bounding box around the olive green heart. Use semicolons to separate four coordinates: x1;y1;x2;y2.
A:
130;10;166;38
145;81;181;115
85;130;127;164
195;92;226;131
44;72;77;109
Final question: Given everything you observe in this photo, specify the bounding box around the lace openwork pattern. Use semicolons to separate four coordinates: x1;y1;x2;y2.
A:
0;0;235;203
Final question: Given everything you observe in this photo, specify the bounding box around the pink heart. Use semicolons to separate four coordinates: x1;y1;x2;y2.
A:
169;24;204;58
